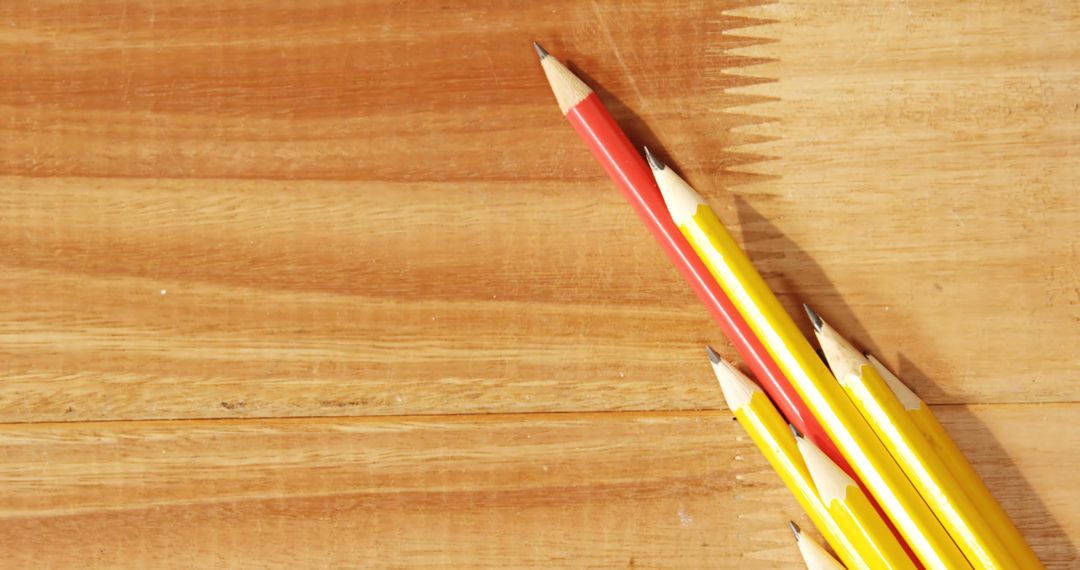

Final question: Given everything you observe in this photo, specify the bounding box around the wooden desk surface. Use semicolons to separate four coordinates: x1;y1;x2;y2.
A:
2;1;1077;567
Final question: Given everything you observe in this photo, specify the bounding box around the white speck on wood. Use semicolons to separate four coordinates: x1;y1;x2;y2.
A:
677;506;694;527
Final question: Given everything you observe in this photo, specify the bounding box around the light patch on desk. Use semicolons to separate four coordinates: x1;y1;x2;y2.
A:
677;505;694;527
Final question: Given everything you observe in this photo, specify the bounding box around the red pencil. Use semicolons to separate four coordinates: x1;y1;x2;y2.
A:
534;42;843;463
535;43;920;566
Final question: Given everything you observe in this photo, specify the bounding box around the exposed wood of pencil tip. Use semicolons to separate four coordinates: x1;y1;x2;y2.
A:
795;529;847;570
794;433;855;505
866;354;923;412
534;43;592;115
805;307;866;384
649;158;707;225
708;353;760;412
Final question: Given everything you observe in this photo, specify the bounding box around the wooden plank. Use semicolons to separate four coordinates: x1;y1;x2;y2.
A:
0;178;726;422
0;405;1075;568
714;0;1080;405
1;0;1077;565
2;1;1077;423
0;0;761;422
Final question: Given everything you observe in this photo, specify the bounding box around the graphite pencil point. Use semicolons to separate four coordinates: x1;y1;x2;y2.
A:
643;146;666;171
803;303;823;332
705;345;721;364
532;41;549;60
789;520;801;539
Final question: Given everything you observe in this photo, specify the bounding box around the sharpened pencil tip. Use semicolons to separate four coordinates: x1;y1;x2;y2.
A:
705;345;721;364
789;423;803;439
803;303;823;332
788;520;801;539
643;146;666;171
532;41;549;60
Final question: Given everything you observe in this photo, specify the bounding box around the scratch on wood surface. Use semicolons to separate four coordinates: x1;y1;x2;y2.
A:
590;0;646;105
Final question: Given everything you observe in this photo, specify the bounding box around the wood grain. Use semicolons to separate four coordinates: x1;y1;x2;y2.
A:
0;0;759;422
0;406;1075;568
1;0;1077;567
719;0;1080;405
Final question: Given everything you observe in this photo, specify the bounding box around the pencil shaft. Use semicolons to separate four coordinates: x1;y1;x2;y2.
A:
831;486;916;569
735;392;867;570
562;93;843;462
913;410;1042;569
796;435;917;570
677;205;968;569
835;362;1021;569
868;357;1044;569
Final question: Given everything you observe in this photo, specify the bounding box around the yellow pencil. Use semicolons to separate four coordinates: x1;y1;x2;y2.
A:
808;307;1019;569
794;429;916;570
867;354;1044;569
648;152;969;569
708;347;866;570
790;521;847;570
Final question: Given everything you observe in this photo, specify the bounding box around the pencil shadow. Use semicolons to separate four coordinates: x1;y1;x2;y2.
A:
732;196;1076;565
730;196;880;355
896;356;1079;566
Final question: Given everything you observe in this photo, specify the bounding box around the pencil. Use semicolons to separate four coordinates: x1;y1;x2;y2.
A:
807;307;1018;569
650;158;968;569
533;44;848;472
866;354;1043;569
707;347;866;570
791;521;847;570
794;430;918;570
